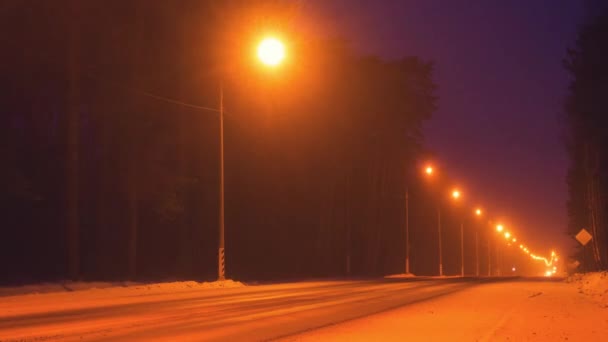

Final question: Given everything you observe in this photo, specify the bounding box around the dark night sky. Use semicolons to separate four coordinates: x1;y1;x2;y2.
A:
309;1;585;255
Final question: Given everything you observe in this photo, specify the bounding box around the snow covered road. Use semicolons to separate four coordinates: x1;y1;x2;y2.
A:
0;278;480;341
1;277;605;341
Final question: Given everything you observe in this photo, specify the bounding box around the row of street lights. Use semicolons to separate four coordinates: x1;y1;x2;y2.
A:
416;165;476;277
214;35;556;280
403;163;558;277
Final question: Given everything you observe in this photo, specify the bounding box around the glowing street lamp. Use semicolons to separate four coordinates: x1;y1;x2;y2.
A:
217;36;288;281
504;232;511;239
422;164;442;276
496;224;504;232
473;207;483;276
257;37;286;66
449;189;464;276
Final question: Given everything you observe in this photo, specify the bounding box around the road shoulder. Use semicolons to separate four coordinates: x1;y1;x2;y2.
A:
277;280;608;341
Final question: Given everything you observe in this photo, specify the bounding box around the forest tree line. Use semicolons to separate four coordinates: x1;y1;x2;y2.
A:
1;1;499;283
564;4;608;271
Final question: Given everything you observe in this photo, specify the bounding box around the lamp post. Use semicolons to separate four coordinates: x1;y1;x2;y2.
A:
424;166;443;276
488;229;492;276
218;84;225;280
474;208;482;277
405;186;410;275
460;221;464;277
475;227;479;276
495;225;504;276
217;37;286;281
451;189;464;277
437;178;446;277
438;207;443;276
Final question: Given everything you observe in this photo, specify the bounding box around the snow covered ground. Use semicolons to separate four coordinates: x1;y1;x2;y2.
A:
0;275;606;341
280;274;608;341
0;279;244;297
567;271;608;307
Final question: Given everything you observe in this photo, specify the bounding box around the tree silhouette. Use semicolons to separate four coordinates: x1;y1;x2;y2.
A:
563;8;608;271
0;1;440;282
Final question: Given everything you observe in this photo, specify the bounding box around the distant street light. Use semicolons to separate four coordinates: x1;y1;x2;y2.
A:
494;224;507;275
473;208;483;277
424;166;443;276
504;232;511;239
487;220;493;276
217;36;287;281
451;189;464;277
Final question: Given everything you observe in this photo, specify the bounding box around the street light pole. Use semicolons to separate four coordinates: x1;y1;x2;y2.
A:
460;221;464;277
213;36;286;282
475;228;479;277
488;232;492;276
405;187;410;274
497;241;501;276
218;83;226;281
438;208;443;276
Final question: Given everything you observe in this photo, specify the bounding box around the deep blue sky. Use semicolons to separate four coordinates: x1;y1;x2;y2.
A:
309;1;585;254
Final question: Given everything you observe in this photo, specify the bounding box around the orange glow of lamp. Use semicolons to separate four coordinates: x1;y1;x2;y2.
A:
257;37;286;67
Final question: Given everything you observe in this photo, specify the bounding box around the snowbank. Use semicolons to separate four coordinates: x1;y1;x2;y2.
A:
384;273;416;279
567;271;608;307
0;279;244;297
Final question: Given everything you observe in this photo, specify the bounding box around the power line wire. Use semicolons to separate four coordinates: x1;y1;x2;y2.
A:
82;71;253;132
83;72;221;114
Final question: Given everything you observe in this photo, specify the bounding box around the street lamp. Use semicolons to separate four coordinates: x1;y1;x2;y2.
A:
217;36;287;281
502;231;513;274
494;224;507;275
424;165;443;276
257;37;286;67
487;220;493;276
473;208;483;277
451;189;464;277
405;177;410;275
402;163;439;276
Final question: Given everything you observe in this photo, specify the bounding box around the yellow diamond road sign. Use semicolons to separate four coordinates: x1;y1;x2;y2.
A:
575;228;593;246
